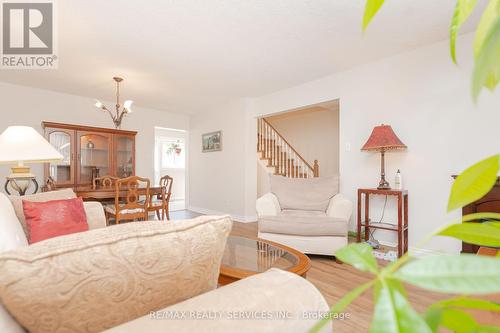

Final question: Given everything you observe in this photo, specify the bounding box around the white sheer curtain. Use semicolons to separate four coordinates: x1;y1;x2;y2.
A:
49;132;70;163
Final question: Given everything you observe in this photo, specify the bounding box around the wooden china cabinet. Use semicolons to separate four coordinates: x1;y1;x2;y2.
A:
42;122;137;188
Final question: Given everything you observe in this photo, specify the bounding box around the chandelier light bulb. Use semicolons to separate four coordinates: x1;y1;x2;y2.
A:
94;100;103;109
123;100;133;112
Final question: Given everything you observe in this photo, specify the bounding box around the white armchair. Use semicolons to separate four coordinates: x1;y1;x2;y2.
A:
256;192;281;216
257;175;353;256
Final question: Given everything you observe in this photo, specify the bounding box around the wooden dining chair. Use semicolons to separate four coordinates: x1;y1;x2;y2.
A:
93;176;120;208
147;175;173;220
42;176;57;192
92;176;119;189
104;176;150;225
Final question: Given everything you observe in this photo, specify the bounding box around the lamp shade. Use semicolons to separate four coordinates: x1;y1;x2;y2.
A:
361;124;407;151
0;126;63;164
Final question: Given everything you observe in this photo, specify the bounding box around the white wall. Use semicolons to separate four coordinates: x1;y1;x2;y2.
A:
188;99;251;221
257;160;270;199
246;32;500;254
0;82;189;190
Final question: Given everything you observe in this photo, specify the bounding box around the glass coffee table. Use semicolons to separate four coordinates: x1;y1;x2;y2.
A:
219;236;311;285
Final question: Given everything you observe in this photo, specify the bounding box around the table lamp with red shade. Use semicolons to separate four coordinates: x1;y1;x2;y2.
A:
361;124;407;190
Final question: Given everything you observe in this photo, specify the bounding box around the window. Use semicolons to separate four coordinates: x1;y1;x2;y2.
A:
156;138;185;169
154;129;187;210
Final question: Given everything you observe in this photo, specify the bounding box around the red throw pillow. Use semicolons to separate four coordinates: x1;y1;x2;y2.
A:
23;197;89;244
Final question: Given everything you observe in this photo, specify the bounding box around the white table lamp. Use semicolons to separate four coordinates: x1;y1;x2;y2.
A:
0;126;63;195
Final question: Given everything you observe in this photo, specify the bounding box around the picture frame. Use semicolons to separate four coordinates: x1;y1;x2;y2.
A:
202;131;222;152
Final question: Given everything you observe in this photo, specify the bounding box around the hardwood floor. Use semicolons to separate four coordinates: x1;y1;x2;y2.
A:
230;220;446;333
169;212;498;332
168;209;202;220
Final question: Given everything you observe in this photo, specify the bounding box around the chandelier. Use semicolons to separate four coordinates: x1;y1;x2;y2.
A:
94;77;133;129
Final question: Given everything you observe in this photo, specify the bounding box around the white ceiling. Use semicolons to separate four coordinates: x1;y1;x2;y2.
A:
0;0;485;114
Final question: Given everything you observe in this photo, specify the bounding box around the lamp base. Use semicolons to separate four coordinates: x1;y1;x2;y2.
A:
377;177;391;190
4;178;38;196
5;165;38;196
377;183;391;190
377;150;391;190
9;166;35;178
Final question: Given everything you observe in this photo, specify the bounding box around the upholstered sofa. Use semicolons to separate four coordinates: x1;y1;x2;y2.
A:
0;189;331;333
257;175;353;256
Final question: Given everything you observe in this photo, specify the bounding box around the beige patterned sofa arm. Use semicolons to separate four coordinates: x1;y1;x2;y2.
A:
105;268;332;333
83;201;107;229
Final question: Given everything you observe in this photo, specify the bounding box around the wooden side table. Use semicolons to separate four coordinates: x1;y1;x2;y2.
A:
357;188;409;258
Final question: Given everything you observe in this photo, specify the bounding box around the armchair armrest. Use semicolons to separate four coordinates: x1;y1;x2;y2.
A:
326;194;353;221
83;201;107;229
256;193;281;217
105;269;331;333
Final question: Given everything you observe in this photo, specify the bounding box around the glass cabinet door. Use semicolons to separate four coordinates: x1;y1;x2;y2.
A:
47;130;74;185
78;132;111;184
114;135;135;178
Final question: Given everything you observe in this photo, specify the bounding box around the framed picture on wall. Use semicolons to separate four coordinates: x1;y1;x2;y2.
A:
202;131;222;152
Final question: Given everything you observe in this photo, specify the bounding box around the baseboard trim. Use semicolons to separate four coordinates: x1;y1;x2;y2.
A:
188;206;257;223
408;246;444;257
378;240;443;257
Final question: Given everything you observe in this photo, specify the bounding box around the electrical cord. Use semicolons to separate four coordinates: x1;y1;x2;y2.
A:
369;195;388;241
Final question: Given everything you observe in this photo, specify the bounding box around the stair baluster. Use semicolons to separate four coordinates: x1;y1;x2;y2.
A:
273;131;277;168
257;118;319;179
259;118;263;152
258;118;261;151
279;137;284;175
266;124;270;159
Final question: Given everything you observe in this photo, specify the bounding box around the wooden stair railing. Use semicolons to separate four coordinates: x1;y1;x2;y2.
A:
257;118;319;178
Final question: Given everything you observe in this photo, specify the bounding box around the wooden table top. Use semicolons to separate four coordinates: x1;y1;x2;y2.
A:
75;185;163;200
218;236;311;285
358;188;408;195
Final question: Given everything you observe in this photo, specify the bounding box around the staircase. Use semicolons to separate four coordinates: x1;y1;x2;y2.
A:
257;118;319;178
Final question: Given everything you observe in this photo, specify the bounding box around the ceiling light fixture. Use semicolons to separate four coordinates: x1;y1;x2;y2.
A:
94;77;133;129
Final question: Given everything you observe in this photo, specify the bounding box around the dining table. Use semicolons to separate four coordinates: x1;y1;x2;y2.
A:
75;185;163;201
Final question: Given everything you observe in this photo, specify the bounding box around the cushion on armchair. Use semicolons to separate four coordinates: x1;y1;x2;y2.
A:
269;175;339;211
259;215;347;236
0;215;232;333
280;209;327;217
